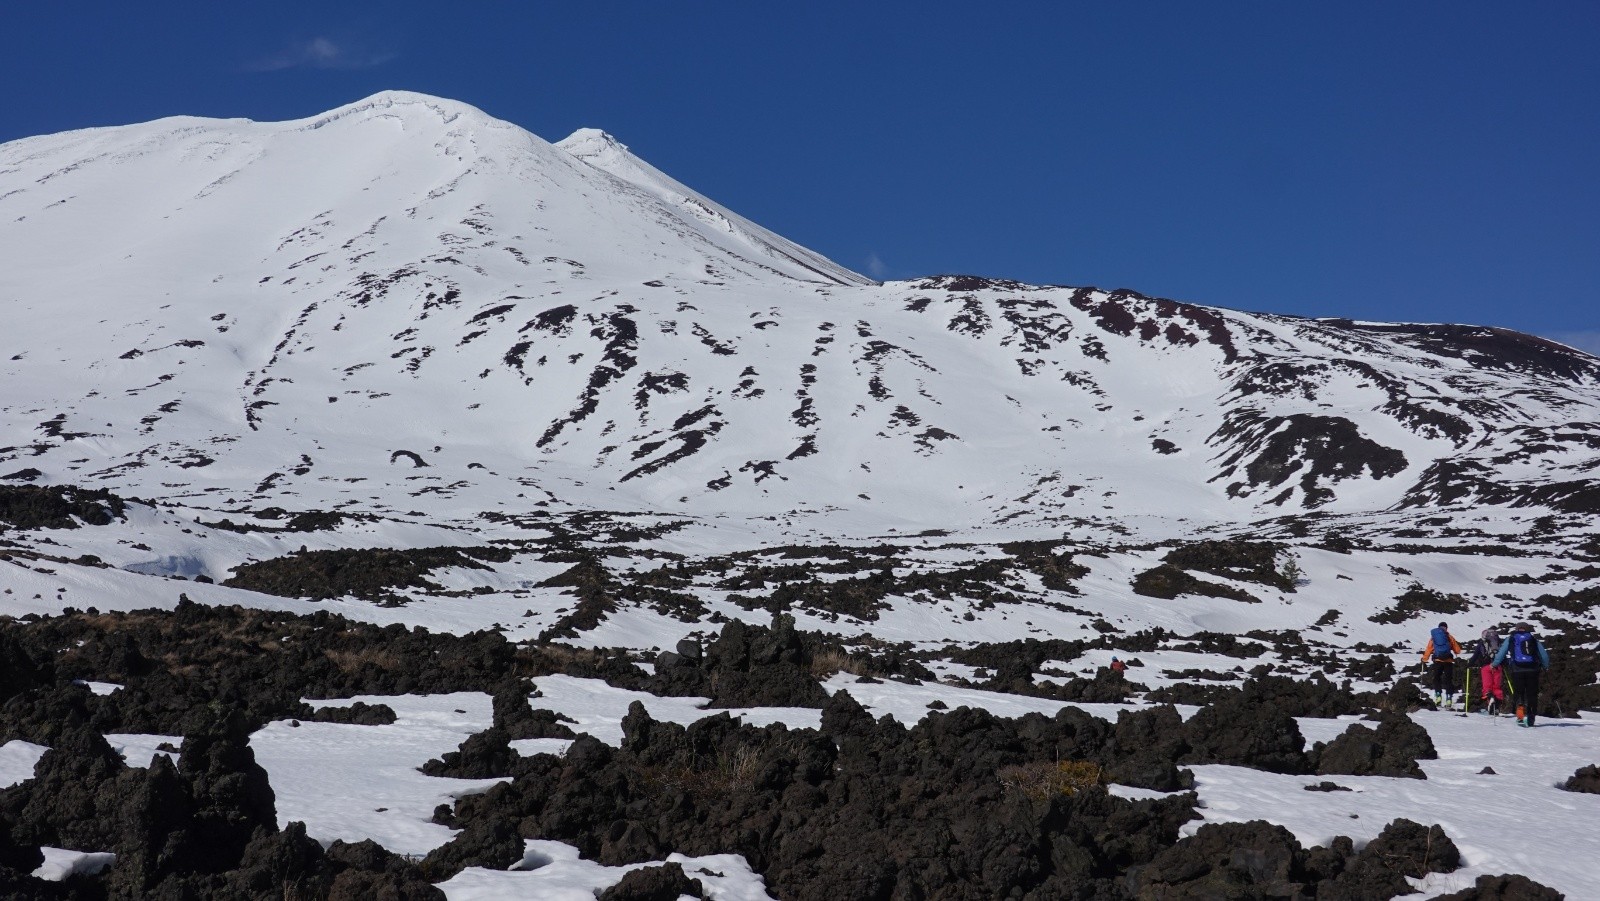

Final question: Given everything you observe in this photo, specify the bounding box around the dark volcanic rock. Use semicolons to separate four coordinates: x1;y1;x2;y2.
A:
1343;651;1397;682
0;810;44;877
1384;680;1435;716
173;709;280;873
1000;540;1092;592
1132;563;1261;603
0;483;128;530
1181;693;1309;774
418;817;525;881
0;702;381;899
1131;816;1464;900
1304;781;1351;792
0;724;136;851
421;726;523;779
650;616;829;708
323;839;445;900
1211;411;1408;509
1314;712;1437;779
1026;667;1139;704
1106;704;1194;792
2;603;517;738
449;696;1202;900
1169;631;1269;659
1240;672;1368;719
213;820;326;899
0;599;1501;899
1371;581;1470;624
599;862;707;900
492;678;579;740
1143;680;1233;707
1561;764;1600;794
491;677;540;736
535;557;623;641
1163;539;1293;591
1324;818;1460;898
1129;820;1308;898
1433;873;1567;900
225;544;513;602
0;629;52;703
522;643;651;691
302;700;398;725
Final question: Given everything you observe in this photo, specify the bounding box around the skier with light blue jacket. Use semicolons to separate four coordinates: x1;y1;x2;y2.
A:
1492;623;1551;726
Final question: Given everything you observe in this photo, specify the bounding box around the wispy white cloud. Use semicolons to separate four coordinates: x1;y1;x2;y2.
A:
865;252;891;280
1544;330;1600;357
246;37;395;73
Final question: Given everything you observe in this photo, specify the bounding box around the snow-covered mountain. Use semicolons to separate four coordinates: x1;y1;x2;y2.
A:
5;92;1600;900
4;90;1597;552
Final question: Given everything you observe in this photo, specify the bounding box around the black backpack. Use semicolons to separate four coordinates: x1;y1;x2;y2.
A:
1467;640;1491;668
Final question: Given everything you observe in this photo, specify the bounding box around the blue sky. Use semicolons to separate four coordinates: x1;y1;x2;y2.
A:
5;3;1598;351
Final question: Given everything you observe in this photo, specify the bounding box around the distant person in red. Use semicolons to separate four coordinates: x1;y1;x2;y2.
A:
1421;622;1461;709
1468;627;1505;716
1109;656;1126;673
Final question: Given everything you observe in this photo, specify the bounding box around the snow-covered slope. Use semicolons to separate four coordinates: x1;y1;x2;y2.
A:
556;127;872;288
4;90;1598;551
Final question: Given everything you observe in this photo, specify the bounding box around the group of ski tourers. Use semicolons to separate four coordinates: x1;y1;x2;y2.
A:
1421;621;1551;726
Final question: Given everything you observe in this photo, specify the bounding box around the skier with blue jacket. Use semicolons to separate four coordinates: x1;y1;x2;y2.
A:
1492;623;1551;726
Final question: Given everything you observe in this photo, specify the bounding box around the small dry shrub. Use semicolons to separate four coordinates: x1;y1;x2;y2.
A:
997;760;1102;800
810;648;868;678
642;745;764;799
323;646;403;673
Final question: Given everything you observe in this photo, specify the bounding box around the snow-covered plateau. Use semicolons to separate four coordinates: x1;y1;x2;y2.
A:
1;92;1597;899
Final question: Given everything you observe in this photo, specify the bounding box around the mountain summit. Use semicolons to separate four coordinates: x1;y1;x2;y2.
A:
1;92;1597;548
555;126;872;288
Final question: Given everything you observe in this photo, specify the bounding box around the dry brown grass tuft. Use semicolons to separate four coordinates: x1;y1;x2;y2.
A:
641;745;764;798
323;646;403;673
997;760;1102;800
809;647;868;679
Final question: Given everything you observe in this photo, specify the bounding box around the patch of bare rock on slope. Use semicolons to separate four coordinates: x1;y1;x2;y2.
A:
0;605;1564;898
224;545;515;603
0;484;130;531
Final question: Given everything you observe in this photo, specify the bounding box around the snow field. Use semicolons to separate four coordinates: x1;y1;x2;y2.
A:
1183;710;1600;898
251;692;505;856
438;841;774;901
